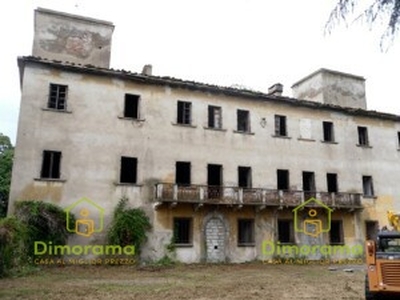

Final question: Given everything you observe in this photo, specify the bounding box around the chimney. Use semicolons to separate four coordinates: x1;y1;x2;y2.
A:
141;64;152;76
268;83;283;96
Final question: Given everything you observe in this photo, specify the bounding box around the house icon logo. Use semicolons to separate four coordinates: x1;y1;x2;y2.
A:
65;197;105;237
292;197;333;237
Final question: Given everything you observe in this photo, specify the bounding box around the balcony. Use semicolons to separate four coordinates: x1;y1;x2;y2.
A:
154;183;363;210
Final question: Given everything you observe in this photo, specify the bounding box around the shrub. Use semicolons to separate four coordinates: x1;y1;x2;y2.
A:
107;198;151;254
14;200;75;258
0;217;29;277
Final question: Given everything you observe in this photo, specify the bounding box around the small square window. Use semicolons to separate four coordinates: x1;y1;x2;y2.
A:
237;109;250;132
177;101;192;125
275;115;287;136
48;84;68;110
120;156;137;184
174;218;192;245
238;219;255;245
41;150;62;179
124;94;140;119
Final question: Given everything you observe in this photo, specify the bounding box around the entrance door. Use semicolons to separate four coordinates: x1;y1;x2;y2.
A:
207;164;222;199
205;217;226;262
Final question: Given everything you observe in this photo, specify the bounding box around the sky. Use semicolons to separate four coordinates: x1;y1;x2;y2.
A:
1;0;399;144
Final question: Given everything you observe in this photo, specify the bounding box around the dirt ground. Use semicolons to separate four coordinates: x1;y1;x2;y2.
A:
0;262;365;300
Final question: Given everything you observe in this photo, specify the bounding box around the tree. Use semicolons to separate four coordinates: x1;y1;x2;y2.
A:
0;133;14;218
326;0;400;50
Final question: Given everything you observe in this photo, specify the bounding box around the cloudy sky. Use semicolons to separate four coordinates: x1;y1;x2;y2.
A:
1;0;399;144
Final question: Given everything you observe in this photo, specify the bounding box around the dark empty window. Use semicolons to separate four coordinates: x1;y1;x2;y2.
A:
303;171;316;199
177;101;192;125
124;94;140;119
208;105;222;129
397;132;400;148
363;176;374;197
174;218;192;245
327;173;338;193
48;84;67;110
278;220;294;243
120;156;137;184
323;121;335;142
238;166;252;188
358;126;369;146
41;150;61;179
237;109;250;132
330;220;344;244
176;162;191;185
238;219;255;245
277;169;289;190
274;115;287;136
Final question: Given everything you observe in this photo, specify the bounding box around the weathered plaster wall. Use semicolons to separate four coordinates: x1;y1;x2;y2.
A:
292;69;366;109
9;62;400;262
33;8;114;68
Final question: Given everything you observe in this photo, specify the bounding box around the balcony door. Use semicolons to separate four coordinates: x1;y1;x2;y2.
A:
207;164;222;199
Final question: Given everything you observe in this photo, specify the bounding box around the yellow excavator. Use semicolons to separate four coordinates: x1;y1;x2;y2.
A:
365;211;400;299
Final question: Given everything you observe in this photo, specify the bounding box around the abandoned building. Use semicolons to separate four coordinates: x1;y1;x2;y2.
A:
8;8;400;262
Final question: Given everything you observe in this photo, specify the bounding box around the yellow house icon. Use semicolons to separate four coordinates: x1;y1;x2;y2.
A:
292;197;333;237
65;197;105;237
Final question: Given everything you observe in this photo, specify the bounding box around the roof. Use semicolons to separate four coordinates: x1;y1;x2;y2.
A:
291;68;365;88
18;56;400;122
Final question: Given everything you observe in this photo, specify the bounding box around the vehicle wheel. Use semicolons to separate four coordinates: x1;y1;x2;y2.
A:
365;275;377;300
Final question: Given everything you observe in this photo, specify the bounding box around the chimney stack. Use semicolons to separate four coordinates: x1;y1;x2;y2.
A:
268;83;283;96
141;64;152;76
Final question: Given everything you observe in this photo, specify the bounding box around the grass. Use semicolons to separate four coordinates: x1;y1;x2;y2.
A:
0;262;365;300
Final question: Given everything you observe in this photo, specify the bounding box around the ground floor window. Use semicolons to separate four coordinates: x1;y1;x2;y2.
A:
173;218;192;246
238;219;255;246
278;219;294;243
329;220;344;245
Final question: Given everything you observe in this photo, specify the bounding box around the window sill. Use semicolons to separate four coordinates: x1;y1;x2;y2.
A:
329;243;345;246
174;244;193;248
203;126;227;132
172;123;197;128
272;135;291;139
321;140;338;144
297;138;315;142
114;182;143;187
356;144;372;148
34;178;67;182
363;195;377;199
233;130;255;135
118;116;146;122
237;243;255;247
42;108;72;113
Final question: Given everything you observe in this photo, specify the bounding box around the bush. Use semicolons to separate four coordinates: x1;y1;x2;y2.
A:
14;200;75;258
0;217;29;277
107;198;151;254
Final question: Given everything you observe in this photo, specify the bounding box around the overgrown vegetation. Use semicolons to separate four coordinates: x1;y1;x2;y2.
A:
107;198;151;254
0;133;13;218
0;200;75;277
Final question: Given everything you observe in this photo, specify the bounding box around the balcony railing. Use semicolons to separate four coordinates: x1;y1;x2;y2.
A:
154;183;363;209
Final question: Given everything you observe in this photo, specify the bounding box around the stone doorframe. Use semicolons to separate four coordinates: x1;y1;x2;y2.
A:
201;212;230;263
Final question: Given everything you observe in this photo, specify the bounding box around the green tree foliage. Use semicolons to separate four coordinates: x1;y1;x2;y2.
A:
326;0;400;49
14;200;76;258
0;217;29;277
107;198;151;253
0;133;13;218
